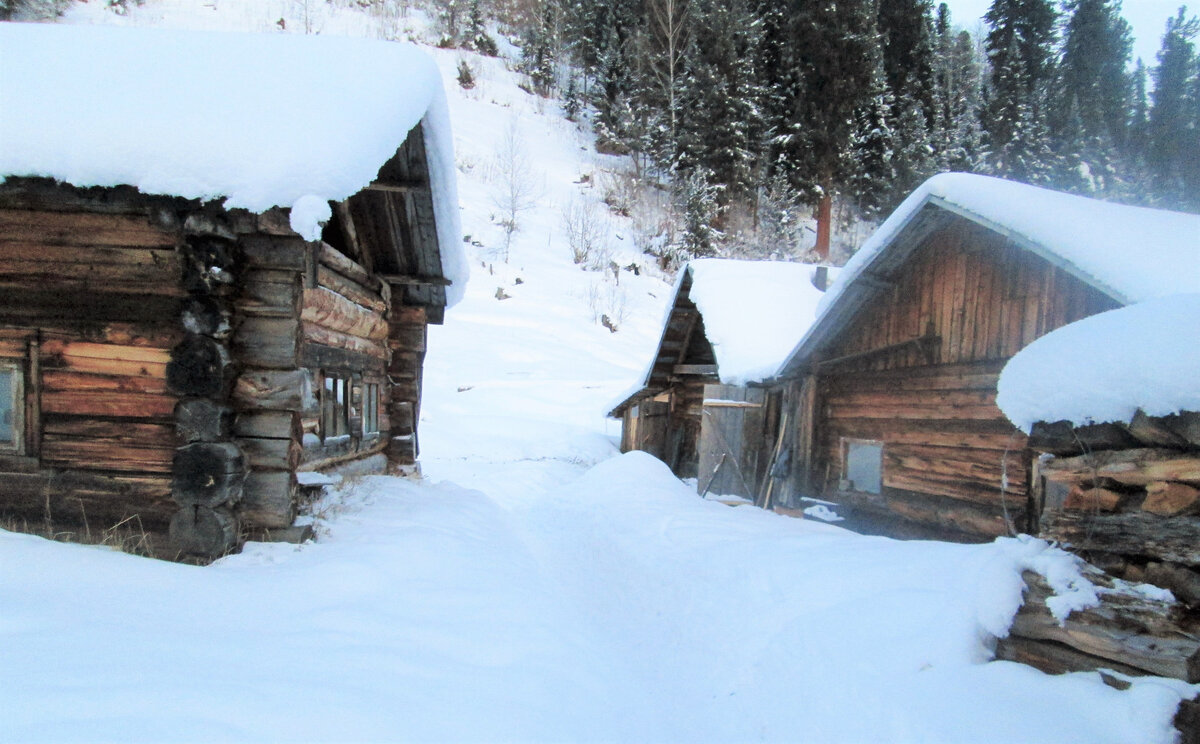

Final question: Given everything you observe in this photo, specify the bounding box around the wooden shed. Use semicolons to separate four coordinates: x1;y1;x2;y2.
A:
609;259;832;500
0;24;466;558
775;173;1200;541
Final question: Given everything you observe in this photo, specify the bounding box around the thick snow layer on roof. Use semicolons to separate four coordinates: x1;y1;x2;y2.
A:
779;172;1200;376
688;259;834;385
0;22;467;304
996;294;1200;430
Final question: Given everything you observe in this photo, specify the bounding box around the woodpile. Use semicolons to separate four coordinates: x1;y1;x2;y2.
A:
1031;410;1200;608
996;569;1200;682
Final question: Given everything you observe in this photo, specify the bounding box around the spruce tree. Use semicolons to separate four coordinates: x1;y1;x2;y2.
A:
932;6;984;172
774;0;876;229
878;0;937;121
1148;7;1200;210
674;0;765;207
982;0;1059;182
849;55;898;220
1057;0;1133;151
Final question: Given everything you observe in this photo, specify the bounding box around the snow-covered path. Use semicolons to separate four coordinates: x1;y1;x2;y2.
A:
0;5;1194;740
3;450;1188;743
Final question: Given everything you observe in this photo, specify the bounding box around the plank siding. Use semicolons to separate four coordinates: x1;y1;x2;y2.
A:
808;221;1119;541
0;207;183;527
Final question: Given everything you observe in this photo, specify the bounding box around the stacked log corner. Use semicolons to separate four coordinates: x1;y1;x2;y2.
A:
231;232;309;534
166;219;244;558
386;302;426;470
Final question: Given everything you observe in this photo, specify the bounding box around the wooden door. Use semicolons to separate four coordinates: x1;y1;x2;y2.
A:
635;400;670;460
697;384;766;499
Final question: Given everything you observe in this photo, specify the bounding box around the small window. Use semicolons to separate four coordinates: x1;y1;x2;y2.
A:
363;382;380;435
321;374;350;440
0;362;23;454
842;438;883;494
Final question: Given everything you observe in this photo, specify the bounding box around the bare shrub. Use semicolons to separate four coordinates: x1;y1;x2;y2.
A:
561;197;609;267
489;121;542;261
586;276;629;331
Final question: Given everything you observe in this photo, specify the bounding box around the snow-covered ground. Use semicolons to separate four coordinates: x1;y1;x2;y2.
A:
1;4;1197;741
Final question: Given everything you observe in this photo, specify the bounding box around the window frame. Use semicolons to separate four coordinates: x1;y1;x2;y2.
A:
362;382;380;436
320;372;351;442
840;437;884;495
0;360;25;456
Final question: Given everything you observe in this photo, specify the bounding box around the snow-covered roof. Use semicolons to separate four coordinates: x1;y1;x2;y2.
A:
0;22;467;304
779;173;1200;376
688;259;835;385
610;260;834;414
996;294;1200;431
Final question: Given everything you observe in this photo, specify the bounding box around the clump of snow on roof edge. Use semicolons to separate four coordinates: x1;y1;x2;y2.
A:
687;259;834;385
0;22;468;305
996;294;1200;431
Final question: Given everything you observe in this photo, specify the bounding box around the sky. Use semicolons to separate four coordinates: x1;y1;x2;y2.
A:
943;0;1185;67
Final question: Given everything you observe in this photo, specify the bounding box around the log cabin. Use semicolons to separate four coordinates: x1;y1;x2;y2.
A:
0;24;467;558
774;173;1200;542
609;259;832;501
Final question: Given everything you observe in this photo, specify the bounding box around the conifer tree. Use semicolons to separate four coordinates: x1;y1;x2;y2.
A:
982;0;1059;182
878;0;937;120
849;55;898;220
932;5;984;172
1148;7;1200;210
1057;0;1133;151
774;0;876;254
674;0;765;207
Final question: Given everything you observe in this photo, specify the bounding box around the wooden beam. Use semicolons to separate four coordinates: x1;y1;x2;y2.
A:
379;274;452;287
817;335;940;371
702;399;764;409
674;364;718;376
366;179;426;194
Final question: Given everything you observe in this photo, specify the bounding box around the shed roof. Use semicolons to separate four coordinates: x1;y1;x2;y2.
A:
609;259;833;416
0;22;467;305
778;173;1200;377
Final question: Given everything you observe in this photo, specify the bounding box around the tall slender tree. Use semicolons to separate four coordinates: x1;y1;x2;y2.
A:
1148;7;1200;209
981;0;1059;182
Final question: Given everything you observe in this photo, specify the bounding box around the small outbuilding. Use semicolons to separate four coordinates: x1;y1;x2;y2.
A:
776;173;1200;541
609;259;832;501
0;24;467;557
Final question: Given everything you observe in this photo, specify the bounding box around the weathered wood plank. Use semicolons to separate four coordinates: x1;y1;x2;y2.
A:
232;317;299;369
233;369;315;413
301;286;388;340
234;410;301;440
238;470;297;529
1009;571;1200;681
0;209;179;247
1040;510;1200;565
41;436;174;473
41;391;176;419
316;266;386;314
1041;448;1200;487
41;369;169;396
300;322;387;360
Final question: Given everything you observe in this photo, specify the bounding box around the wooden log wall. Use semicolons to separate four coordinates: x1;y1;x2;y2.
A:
0;180;441;556
805;220;1118;542
0;202;185;532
